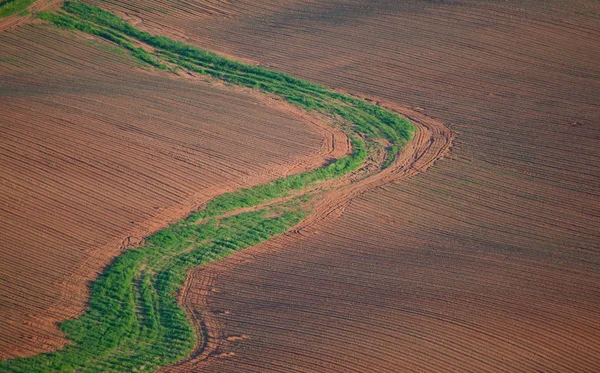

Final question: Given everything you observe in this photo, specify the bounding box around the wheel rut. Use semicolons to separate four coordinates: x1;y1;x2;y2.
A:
159;98;454;372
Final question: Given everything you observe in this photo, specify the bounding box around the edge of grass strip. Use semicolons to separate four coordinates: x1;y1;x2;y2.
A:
0;3;416;372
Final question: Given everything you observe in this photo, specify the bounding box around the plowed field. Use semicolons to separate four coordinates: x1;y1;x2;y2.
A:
0;22;340;359
80;0;600;371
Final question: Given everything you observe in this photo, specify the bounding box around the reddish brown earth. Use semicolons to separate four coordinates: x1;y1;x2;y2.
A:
160;102;454;373
0;23;346;358
82;0;600;371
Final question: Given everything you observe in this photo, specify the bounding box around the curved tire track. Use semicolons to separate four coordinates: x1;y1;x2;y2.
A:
159;100;453;372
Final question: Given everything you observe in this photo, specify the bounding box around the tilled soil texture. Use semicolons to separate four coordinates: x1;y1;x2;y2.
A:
0;23;345;359
88;0;600;371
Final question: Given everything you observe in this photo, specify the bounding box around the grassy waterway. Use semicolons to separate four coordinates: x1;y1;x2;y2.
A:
0;0;35;18
0;2;414;372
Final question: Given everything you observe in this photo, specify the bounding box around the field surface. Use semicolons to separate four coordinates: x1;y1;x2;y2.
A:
0;21;340;359
76;0;600;371
0;0;598;372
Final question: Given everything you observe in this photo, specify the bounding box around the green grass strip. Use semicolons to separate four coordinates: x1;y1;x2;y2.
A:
36;11;167;69
189;136;366;222
0;0;35;18
0;203;308;373
0;3;417;372
39;2;414;153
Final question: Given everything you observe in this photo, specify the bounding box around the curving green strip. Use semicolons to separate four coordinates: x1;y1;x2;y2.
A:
0;3;415;372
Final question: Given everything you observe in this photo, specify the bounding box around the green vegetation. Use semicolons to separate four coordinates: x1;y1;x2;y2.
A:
37;10;167;69
0;0;35;18
1;199;309;373
38;2;414;151
381;145;399;169
0;3;416;372
191;136;366;221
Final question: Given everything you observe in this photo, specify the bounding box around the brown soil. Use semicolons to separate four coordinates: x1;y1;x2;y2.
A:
0;23;346;359
84;0;600;371
159;104;453;373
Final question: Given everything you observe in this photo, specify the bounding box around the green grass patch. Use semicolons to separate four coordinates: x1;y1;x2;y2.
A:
382;145;399;169
0;0;35;18
0;202;307;373
191;136;366;221
37;10;168;69
0;3;417;372
40;2;414;153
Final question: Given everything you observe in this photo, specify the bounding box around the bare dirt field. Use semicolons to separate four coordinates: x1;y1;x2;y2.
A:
0;23;344;359
78;0;600;371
